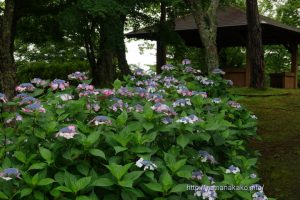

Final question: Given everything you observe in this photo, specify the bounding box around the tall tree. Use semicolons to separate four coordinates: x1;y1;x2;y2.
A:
0;0;72;97
246;0;264;88
156;1;167;73
184;0;219;74
0;0;17;98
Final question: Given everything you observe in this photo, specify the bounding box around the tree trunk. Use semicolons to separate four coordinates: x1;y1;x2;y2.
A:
156;2;167;74
92;17;116;87
246;0;265;88
185;0;219;74
0;0;17;98
117;15;131;76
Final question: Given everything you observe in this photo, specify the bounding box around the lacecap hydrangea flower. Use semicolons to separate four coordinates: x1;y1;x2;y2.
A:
198;150;217;164
162;117;173;124
0;93;8;103
31;78;48;87
50;79;69;91
173;98;192;107
135;158;157;171
100;89;114;97
225;165;240;174
161;64;174;71
212;68;225;75
182;59;191;65
133;68;145;76
59;94;73;101
151;103;176;116
228;101;241;109
211;98;222;104
176;115;201;124
177;86;193;96
14;93;30;100
192;91;208;98
68;71;88;81
56;125;77;139
194;185;217;200
252;191;268;200
89;116;112;125
22;103;46;113
77;83;94;91
86;103;100;112
79;90;100;97
19;96;39;105
15;83;35;92
0;168;21;181
192;170;203;180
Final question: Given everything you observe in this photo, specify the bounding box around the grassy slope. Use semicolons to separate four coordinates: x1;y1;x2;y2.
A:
236;88;300;200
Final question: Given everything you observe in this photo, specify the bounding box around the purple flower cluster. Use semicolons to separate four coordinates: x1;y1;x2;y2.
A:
228;101;241;109
212;68;225;75
182;59;191;65
79;90;100;97
0;168;21;181
192;170;203;180
22;103;46;113
50;79;69;91
110;99;129;112
31;78;48;87
173;98;192;107
151;103;176;116
198;150;217;164
117;87;134;97
146;93;165;103
0;93;8;103
19;97;39;105
86;103;100;112
161;64;174;71
176;115;201;124
90;116;111;125
133;68;146;76
225;165;240;174
192;91;208;98
194;185;217;200
56;125;77;139
68;71;88;81
177;86;193;96
77;83;94;91
16;83;35;92
162;117;173;124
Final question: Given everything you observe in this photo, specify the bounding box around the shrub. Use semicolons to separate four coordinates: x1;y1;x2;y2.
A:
0;62;272;200
17;61;90;83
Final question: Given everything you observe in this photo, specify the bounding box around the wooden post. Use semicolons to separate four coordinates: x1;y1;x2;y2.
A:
285;43;298;88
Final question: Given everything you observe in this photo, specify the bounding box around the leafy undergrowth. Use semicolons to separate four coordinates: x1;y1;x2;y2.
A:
238;89;300;200
0;63;272;200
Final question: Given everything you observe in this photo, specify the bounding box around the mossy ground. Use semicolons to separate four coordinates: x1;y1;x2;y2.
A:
235;88;300;200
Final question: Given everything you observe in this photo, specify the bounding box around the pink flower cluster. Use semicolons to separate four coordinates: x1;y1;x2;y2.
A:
50;79;69;91
16;83;35;92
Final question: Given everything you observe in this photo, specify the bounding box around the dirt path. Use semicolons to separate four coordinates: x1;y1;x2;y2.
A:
240;92;300;200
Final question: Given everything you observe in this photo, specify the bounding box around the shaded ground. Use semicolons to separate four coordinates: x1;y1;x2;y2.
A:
236;89;300;200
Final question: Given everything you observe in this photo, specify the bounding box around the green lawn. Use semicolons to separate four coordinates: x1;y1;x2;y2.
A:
236;88;300;200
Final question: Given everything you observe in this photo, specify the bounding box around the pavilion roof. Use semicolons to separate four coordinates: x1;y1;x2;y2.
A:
126;6;300;47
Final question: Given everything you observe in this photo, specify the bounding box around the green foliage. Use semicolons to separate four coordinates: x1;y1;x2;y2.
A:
17;61;90;83
0;61;270;199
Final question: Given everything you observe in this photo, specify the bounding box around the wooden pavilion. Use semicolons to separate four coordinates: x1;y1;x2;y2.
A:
126;6;300;88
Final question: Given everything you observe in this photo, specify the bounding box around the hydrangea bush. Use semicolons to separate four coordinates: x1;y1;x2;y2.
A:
0;61;272;200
